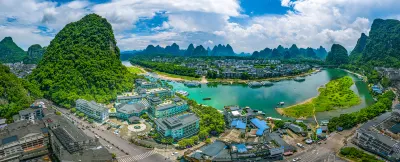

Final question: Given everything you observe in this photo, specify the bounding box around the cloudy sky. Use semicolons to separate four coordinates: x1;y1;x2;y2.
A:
1;0;400;53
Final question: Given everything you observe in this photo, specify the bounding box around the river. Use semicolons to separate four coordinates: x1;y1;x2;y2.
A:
122;61;374;121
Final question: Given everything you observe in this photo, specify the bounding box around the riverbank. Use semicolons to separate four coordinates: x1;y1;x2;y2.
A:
139;65;320;85
278;76;362;118
276;97;315;118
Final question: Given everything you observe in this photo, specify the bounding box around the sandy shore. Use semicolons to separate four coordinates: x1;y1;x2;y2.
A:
276;97;315;116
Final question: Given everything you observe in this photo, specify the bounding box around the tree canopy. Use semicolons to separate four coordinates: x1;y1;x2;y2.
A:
326;44;349;65
0;64;43;122
0;37;27;63
28;14;135;108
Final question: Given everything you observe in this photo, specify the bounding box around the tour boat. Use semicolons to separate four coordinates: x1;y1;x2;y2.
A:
294;77;306;82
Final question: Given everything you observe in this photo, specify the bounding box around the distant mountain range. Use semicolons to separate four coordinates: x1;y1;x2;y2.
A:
251;44;327;60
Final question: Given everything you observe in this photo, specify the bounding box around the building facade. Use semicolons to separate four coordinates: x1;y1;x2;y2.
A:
0;120;49;162
155;114;200;139
150;97;189;118
75;99;109;123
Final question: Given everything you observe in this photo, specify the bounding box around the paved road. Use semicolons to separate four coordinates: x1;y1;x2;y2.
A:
52;104;172;162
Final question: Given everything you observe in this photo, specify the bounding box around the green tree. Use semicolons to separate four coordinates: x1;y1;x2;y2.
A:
191;135;199;143
78;112;85;118
198;130;209;139
28;14;135;108
70;108;77;113
55;111;62;115
205;138;211;144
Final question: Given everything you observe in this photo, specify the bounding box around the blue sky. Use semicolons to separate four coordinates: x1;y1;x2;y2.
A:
1;0;400;53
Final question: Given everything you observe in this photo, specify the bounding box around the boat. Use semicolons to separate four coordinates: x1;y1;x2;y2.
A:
248;81;262;88
184;81;201;87
278;102;285;105
261;81;273;86
176;90;189;96
294;77;306;82
203;97;211;100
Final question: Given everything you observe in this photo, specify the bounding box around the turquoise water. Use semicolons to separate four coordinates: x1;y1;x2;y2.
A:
168;69;374;120
122;61;374;120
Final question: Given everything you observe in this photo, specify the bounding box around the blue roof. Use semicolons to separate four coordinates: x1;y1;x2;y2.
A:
236;144;247;153
231;119;246;129
250;118;269;136
316;128;322;135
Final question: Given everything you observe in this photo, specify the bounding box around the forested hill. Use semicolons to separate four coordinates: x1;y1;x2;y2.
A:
326;44;349;65
23;44;45;64
0;37;27;63
251;44;326;60
349;33;368;63
0;64;42;122
29;14;135;108
360;19;400;67
210;44;235;56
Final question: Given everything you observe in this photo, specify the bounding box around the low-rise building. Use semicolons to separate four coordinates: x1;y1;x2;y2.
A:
75;99;109;123
18;106;43;121
154;114;200;139
116;93;143;104
0;120;49;162
116;100;149;120
287;123;304;134
352;110;400;161
150;97;189;118
135;79;158;89
43;114;112;162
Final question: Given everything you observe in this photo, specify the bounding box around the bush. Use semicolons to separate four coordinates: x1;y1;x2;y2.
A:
328;91;395;132
55;111;62;115
340;147;383;162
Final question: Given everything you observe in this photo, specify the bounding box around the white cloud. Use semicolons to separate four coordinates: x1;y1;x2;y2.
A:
1;0;400;53
0;25;52;50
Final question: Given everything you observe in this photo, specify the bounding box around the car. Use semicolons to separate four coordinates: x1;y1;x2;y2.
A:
292;158;300;161
174;152;178;154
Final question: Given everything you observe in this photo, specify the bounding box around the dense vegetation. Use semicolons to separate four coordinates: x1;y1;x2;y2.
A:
325;44;349;65
340;147;384;162
283;76;360;118
28;14;135;108
0;65;43;122
361;19;400;67
328;90;395;132
23;44;45;64
251;44;326;60
130;56;198;78
0;37;27;63
349;33;368;64
174;95;225;148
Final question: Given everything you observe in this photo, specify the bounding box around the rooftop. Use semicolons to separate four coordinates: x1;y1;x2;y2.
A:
155;114;199;130
117;103;146;114
76;99;108;112
0;120;47;145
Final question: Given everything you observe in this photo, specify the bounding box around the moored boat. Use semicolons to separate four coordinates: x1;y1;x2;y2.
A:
294;77;306;82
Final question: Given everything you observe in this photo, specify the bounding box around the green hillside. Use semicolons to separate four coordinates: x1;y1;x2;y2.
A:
0;37;27;63
0;64;42;122
29;14;135;108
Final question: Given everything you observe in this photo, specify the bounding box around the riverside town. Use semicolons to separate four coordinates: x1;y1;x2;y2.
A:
1;1;400;162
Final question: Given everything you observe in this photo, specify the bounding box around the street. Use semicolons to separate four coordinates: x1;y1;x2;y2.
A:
51;103;172;162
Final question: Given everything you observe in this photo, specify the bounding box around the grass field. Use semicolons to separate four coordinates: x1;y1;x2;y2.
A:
127;66;145;74
282;76;361;118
